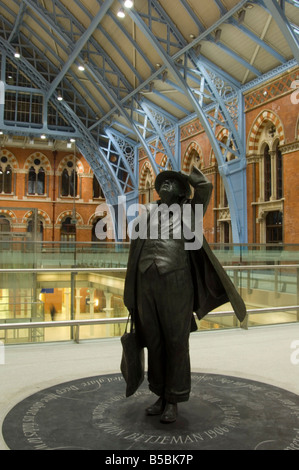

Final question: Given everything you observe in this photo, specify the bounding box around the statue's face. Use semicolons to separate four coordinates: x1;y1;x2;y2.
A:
159;178;185;204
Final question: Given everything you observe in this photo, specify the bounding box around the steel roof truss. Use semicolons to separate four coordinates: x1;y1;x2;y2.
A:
127;0;247;243
262;0;299;63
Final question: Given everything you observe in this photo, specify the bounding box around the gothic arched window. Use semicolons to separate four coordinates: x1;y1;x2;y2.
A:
264;145;271;202
61;162;78;197
93;176;104;199
28;162;45;195
276;145;283;200
0;164;12;194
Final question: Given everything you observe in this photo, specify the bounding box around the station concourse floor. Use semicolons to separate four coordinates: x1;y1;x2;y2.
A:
0;323;299;450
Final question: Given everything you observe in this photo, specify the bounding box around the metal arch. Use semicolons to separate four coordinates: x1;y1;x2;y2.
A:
8;1;26;43
5;0;141;197
0;38;122;204
179;0;261;78
262;0;299;63
138;99;180;171
0;0;110;124
126;0;248;243
20;0;181;181
45;0;114;100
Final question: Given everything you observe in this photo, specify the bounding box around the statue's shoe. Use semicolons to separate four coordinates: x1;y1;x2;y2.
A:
160;402;178;424
145;397;165;416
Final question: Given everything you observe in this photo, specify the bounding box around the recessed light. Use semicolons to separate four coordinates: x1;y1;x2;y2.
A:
117;8;125;18
124;0;134;8
14;48;21;59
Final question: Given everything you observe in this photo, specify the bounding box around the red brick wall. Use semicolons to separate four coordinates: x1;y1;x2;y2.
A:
0;147;104;243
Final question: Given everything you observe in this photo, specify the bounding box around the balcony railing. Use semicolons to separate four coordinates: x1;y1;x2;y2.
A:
0;259;298;344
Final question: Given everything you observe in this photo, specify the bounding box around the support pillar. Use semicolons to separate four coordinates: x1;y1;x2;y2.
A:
103;292;113;338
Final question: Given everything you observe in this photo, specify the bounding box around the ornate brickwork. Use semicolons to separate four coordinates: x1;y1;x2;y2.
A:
24;152;51;173
182;142;204;173
139;161;155;190
244;70;298;111
247;110;285;154
180;120;204;141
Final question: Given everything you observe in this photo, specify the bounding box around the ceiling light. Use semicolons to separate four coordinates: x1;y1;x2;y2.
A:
117;8;126;18
78;64;85;71
124;0;134;8
57;91;63;101
70;138;76;143
215;29;222;42
0;131;3;135
14;48;21;59
41;134;47;140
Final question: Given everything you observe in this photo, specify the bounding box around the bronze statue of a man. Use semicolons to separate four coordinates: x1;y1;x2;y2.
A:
124;167;246;423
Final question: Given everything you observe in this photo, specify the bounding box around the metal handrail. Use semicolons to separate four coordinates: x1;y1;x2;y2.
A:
1;306;299;343
0;264;298;274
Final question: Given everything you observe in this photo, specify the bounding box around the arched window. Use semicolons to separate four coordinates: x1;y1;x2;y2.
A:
61;163;78;197
0;215;10;234
93;176;104;199
92;217;107;242
0;215;10;247
264;145;271;201
0;163;12;194
189;149;202;170
28;164;45;195
276;145;283;200
140;169;154;204
61;217;76;242
266;211;283;244
27;218;44;241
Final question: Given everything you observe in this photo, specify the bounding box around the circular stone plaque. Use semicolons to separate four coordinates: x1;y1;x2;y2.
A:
2;373;299;450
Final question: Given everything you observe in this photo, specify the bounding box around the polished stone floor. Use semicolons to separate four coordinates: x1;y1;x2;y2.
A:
1;324;299;450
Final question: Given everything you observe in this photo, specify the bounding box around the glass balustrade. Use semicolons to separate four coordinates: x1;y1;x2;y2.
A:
0;242;298;345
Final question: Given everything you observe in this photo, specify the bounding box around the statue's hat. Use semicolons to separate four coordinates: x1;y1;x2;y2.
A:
155;170;191;198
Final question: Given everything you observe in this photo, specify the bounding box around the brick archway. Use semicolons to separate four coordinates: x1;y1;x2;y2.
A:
247;110;285;154
56;210;84;226
22;210;51;226
182;142;204;172
57;156;84;175
209;128;230;165
0;209;17;224
0;149;19;170
139;161;155;190
24;152;51;173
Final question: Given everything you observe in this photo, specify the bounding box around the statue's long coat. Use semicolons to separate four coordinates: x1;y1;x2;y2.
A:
124;168;247;333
